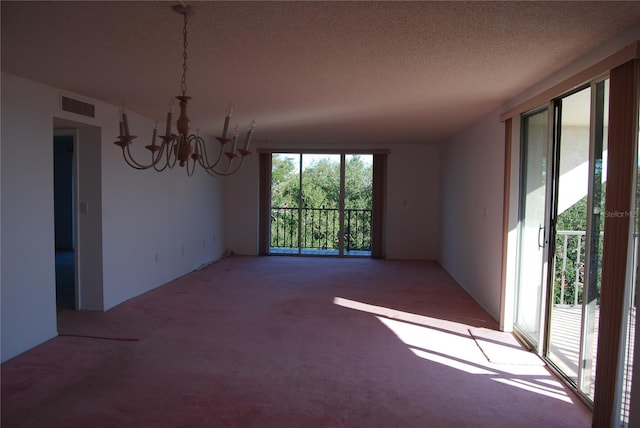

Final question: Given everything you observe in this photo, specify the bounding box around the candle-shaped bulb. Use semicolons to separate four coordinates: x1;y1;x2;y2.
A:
165;101;174;137
231;124;240;153
151;121;158;146
121;106;131;136
222;104;233;139
243;119;256;151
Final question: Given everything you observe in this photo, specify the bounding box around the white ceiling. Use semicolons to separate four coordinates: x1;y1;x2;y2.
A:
2;1;639;146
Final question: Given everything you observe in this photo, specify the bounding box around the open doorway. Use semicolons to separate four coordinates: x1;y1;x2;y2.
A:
53;121;104;314
54;134;76;310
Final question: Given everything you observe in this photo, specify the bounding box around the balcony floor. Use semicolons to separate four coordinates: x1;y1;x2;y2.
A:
548;304;635;422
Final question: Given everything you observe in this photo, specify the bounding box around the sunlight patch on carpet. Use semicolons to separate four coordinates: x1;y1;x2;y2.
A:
469;328;544;366
333;295;575;404
492;378;573;403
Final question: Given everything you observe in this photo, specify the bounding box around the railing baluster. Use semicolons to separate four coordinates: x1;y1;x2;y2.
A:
561;234;568;305
575;234;582;306
337;208;340;250
275;208;280;247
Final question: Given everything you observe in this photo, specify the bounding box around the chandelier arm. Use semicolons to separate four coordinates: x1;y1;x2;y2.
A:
166;138;180;169
123;143;160;170
199;153;248;177
121;146;155;170
151;138;173;169
197;149;231;175
205;156;245;177
186;157;197;177
215;156;248;177
124;137;175;171
196;154;224;177
192;138;224;176
152;143;172;172
197;137;225;169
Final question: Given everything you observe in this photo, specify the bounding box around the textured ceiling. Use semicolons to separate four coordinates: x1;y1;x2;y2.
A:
2;1;640;145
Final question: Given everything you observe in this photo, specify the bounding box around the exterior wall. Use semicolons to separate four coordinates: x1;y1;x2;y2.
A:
224;142;441;261
1;72;227;362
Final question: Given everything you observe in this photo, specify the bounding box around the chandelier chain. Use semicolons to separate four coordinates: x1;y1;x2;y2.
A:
181;11;188;96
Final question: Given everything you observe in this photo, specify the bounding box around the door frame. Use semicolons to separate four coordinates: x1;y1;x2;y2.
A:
53;121;104;312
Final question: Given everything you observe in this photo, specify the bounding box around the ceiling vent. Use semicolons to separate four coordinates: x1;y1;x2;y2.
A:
61;95;95;118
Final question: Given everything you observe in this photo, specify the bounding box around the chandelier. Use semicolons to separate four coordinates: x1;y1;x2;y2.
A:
114;4;254;177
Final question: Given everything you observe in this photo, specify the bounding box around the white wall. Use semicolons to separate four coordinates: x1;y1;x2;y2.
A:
1;73;59;361
224;142;441;260
1;72;227;361
440;113;505;320
385;144;440;260
224;153;260;255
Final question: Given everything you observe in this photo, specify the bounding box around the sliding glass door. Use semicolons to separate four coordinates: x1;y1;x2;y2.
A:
270;153;373;256
514;80;609;403
514;108;550;347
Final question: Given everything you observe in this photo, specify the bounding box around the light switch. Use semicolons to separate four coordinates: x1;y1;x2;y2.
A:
79;202;89;214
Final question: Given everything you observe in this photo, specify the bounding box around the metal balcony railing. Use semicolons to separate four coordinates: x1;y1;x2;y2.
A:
555;230;587;306
271;206;372;252
554;230;606;306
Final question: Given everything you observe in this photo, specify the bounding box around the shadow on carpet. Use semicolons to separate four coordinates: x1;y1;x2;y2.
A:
57;310;169;341
469;327;544;366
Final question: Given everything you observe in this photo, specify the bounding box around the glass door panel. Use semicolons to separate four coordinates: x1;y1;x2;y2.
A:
547;82;607;399
344;155;373;256
300;154;341;255
548;87;592;385
270;153;301;254
515;108;549;347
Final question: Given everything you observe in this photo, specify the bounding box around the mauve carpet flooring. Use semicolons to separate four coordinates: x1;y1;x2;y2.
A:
1;256;591;427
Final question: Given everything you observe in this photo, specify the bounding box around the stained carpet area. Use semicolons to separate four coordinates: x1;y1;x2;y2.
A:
1;256;590;427
57;310;169;341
